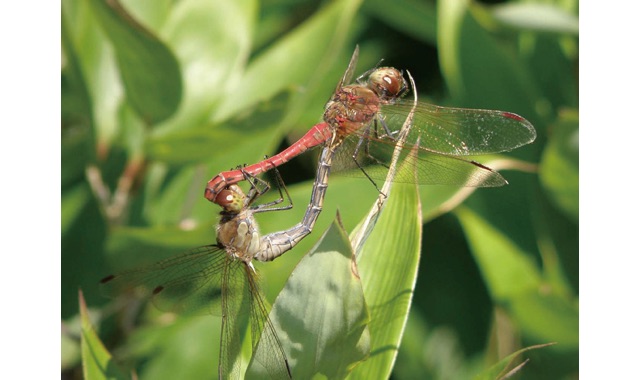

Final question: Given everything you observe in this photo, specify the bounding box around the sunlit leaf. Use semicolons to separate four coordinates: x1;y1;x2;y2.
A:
490;3;578;35
438;0;539;125
539;110;579;222
261;216;370;379
363;0;437;44
348;154;422;379
475;343;556;380
79;290;129;380
455;206;540;301
86;0;182;124
213;0;364;122
126;316;220;380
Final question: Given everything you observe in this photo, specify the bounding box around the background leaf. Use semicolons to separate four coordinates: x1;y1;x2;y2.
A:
539;110;579;222
79;290;129;380
86;0;182;125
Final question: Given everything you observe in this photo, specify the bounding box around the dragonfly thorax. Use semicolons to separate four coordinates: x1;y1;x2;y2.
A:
217;210;262;262
324;85;380;137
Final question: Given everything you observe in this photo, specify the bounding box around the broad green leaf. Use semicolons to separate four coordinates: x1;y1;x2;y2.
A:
260;216;370;379
455;206;540;301
62;0;123;146
153;0;255;136
348;156;422;379
79;290;128;380
146;91;292;165
490;3;579;35
62;11;96;165
62;184;91;235
362;0;437;44
475;343;556;380
456;205;578;350
86;0;182;125
126;316;220;380
539;109;579;222
437;0;539;125
213;0;364;123
510;290;578;347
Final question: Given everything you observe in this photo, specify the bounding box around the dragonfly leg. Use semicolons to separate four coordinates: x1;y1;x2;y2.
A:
240;161;293;214
375;116;396;139
362;119;393;171
239;166;271;205
350;129;388;198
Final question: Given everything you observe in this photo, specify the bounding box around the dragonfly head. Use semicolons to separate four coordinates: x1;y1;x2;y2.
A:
215;184;246;213
367;67;407;104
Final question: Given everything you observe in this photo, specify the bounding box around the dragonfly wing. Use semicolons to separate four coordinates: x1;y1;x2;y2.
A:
100;245;228;315
219;260;252;380
218;262;291;379
336;45;360;90
245;263;292;379
381;101;537;155
333;135;508;187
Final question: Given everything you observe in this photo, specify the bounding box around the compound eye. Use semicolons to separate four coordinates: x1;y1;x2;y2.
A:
368;67;407;102
214;185;245;212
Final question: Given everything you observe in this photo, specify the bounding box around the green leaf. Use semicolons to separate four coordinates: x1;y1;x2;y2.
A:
79;290;129;380
539;109;579;222
86;0;182;124
152;0;255;135
510;290;578;346
456;205;578;351
62;0;122;146
437;0;539;123
62;11;96;165
490;3;579;35
62;184;92;235
213;0;364;123
475;343;556;380
363;0;437;44
126;317;220;380
146;91;292;165
348;156;423;379
260;216;370;379
455;206;540;301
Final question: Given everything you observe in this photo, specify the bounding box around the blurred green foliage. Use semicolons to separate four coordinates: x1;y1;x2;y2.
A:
62;0;578;379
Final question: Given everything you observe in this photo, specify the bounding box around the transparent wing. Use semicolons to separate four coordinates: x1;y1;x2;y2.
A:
333;133;509;187
336;45;360;90
219;263;291;380
100;245;228;315
245;264;292;379
380;100;537;155
219;260;250;380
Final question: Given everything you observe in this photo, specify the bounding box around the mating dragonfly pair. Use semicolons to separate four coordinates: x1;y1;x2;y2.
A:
100;46;536;379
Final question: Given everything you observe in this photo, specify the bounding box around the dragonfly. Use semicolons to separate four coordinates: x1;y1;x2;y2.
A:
99;169;323;379
204;45;536;203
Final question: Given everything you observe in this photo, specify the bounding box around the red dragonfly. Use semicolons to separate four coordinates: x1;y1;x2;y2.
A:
101;171;299;379
204;45;536;202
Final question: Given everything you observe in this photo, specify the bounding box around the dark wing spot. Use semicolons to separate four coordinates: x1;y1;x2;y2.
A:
100;274;116;284
153;285;165;295
470;160;494;171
